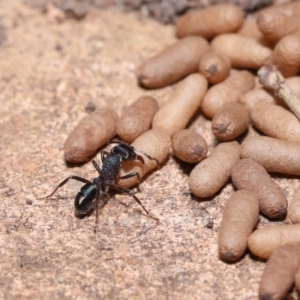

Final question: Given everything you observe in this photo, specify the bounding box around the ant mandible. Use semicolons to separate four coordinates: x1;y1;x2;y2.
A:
44;141;160;226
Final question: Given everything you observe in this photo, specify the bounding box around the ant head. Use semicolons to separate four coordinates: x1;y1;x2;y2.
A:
111;143;145;163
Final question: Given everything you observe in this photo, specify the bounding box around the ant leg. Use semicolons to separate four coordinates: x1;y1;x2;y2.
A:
134;149;160;168
92;160;102;174
100;151;109;164
43;176;92;198
94;183;102;233
118;172;143;193
135;155;145;165
119;172;141;183
112;184;149;215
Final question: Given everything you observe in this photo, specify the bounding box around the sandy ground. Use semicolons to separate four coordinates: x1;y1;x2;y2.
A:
0;1;299;299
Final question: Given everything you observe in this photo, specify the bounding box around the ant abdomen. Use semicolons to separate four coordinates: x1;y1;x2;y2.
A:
75;183;97;212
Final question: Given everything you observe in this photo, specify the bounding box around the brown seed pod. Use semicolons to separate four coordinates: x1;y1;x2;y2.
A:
248;223;300;259
287;185;300;224
231;158;287;219
239;88;278;110
259;244;300;300
218;190;259;262
237;15;270;47
137;36;210;89
189;141;240;198
241;136;300;176
171;129;208;163
116;96;158;143
176;4;244;39
211;34;272;69
201;70;254;119
272;33;300;77
249;102;300;143
152;73;207;136
273;1;300;17
238;15;274;48
238;16;262;40
117;129;171;189
257;9;300;44
211;102;249;141
286;76;300;99
198;51;231;84
64;108;118;163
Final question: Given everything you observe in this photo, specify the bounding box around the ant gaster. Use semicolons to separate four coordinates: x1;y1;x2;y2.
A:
44;141;160;225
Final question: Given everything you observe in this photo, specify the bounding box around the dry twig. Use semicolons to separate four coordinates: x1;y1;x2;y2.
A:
258;64;300;121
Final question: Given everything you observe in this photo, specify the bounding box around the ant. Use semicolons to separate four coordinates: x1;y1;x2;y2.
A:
44;141;160;227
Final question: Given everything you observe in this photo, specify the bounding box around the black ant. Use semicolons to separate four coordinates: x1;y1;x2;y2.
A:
44;141;160;226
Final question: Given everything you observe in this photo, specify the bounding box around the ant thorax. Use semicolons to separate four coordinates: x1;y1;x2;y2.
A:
101;153;122;182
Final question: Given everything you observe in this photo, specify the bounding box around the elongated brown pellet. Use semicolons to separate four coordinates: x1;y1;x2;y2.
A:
259;244;300;300
201;70;254;119
171;129;208;163
211;102;249;141
273;33;300;77
64;108;118;163
287;185;300;224
211;34;272;69
250;102;300;142
241;136;300;175
231;158;287;219
176;4;244;39
239;88;277;110
295;263;300;293
199;51;231;84
218;190;259;262
116;96;158;143
152;74;207;136
137;36;210;89
257;10;300;44
117;129;171;188
248;224;300;259
189;141;240;198
237;16;265;42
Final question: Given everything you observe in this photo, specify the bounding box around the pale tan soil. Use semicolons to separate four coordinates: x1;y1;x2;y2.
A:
0;1;299;299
